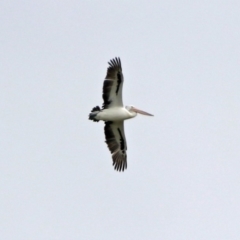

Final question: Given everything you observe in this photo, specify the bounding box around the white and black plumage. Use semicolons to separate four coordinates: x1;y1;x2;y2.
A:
89;57;153;172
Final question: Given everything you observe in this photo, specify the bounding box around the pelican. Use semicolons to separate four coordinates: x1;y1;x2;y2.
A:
89;57;153;172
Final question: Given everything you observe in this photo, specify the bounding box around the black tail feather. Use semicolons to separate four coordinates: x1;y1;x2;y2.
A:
89;106;100;122
91;106;100;112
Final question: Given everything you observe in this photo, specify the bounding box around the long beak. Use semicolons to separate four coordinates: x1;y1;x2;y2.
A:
132;107;154;116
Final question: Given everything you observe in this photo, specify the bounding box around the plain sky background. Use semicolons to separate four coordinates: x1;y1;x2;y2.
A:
1;1;240;239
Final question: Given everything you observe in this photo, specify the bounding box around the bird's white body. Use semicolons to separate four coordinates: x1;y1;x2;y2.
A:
96;107;136;122
89;57;153;172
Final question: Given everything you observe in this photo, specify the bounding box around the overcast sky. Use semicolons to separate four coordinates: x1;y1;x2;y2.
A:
1;1;240;239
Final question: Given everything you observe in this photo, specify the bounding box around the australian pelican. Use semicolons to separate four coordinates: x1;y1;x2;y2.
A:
89;57;153;171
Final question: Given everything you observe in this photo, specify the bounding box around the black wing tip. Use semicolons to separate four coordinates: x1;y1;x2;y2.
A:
112;152;127;172
108;57;121;69
113;158;127;172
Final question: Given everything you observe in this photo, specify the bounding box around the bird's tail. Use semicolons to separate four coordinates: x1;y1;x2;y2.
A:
89;106;100;122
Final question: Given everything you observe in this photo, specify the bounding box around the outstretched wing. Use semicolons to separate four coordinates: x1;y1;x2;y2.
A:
104;121;127;171
102;57;124;109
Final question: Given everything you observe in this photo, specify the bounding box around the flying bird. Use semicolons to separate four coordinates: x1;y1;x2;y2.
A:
89;57;153;172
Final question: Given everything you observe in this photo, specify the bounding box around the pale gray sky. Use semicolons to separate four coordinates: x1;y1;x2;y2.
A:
0;1;240;239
